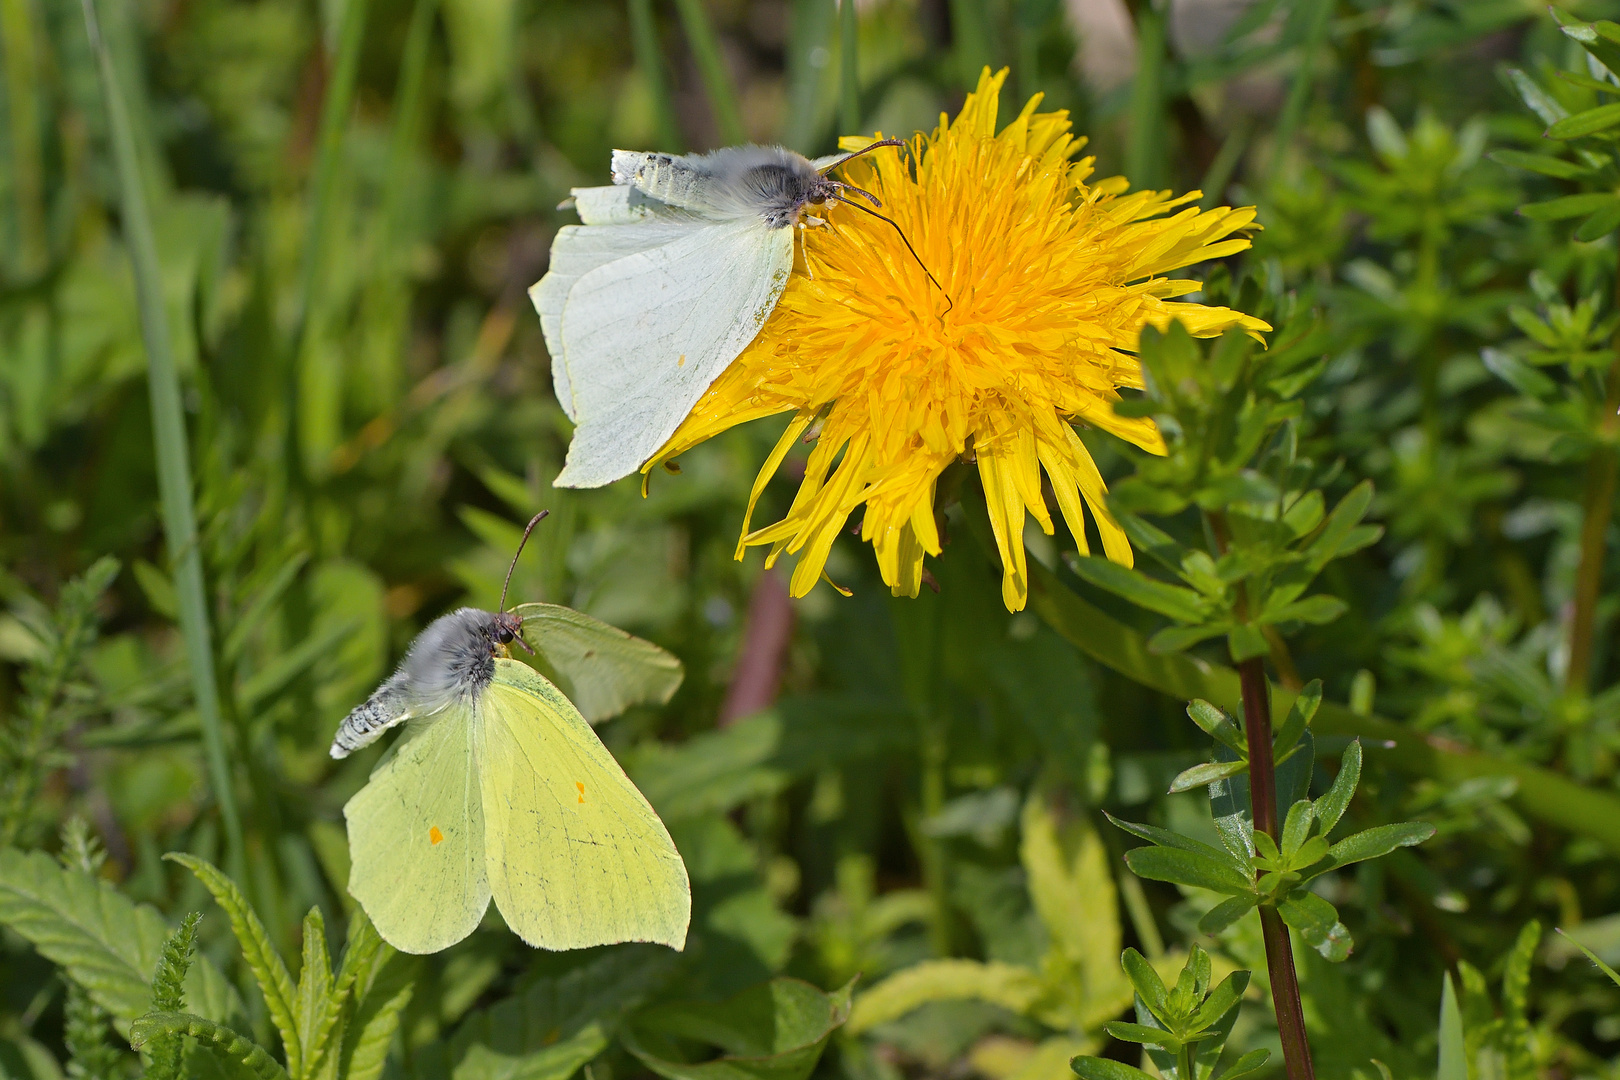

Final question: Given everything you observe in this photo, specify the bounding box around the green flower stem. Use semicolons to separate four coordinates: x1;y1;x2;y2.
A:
1566;349;1620;694
628;0;683;151
1239;659;1317;1080
81;0;245;867
672;0;745;145
838;0;858;133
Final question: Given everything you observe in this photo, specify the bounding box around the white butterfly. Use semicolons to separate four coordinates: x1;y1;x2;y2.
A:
530;141;913;489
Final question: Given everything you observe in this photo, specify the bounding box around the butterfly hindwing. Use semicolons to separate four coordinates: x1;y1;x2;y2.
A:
511;601;683;724
478;660;690;951
343;706;491;954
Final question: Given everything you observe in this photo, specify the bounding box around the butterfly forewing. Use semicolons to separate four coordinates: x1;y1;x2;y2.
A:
477;660;690;951
343;708;491;954
554;220;794;488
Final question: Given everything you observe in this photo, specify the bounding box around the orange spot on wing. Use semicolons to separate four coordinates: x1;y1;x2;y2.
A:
429;826;444;845
576;782;585;804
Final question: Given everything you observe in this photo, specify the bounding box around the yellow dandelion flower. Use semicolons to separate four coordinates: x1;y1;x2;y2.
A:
646;68;1270;612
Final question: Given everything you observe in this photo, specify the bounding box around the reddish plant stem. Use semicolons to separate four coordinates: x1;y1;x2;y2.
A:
1239;659;1317;1080
1566;351;1620;694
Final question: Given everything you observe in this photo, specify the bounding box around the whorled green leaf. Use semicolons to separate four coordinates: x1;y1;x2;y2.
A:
1068;556;1211;623
1211;1049;1270;1080
1519;193;1618;221
1168;760;1248;795
626;977;853;1080
130;1013;289;1080
1545;102;1620;139
1326;822;1435;868
1197;897;1257;936
1276;892;1351;962
1314;741;1361;835
1123;847;1254;897
1488;148;1589;179
1072;1057;1155;1080
1558;15;1620;80
0;848;240;1035
165;854;300;1073
513;602;683;724
1186;701;1246;756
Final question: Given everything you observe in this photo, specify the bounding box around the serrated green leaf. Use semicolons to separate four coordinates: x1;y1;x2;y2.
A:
129;1013;289;1080
1327;822;1435;868
0;848;241;1036
339;953;414;1080
848;960;1045;1033
165;854;300;1075
1123;847;1254;896
414;945;676;1080
1020;798;1128;1014
627;977;853;1080
146;912;203;1080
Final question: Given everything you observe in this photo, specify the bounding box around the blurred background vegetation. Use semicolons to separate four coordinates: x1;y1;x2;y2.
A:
9;0;1620;1078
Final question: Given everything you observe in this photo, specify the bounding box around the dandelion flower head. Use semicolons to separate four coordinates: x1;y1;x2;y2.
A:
647;69;1270;611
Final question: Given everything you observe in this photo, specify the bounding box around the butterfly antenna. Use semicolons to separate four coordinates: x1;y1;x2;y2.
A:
499;510;550;612
835;196;954;315
818;137;908;175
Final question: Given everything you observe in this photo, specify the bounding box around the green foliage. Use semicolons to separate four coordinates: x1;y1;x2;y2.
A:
1071;946;1265;1080
0;558;120;846
10;3;1620;1080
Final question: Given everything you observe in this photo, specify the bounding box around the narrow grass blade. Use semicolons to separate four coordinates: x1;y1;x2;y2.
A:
784;0;834;151
1274;0;1332;148
1;0;46;274
80;0;244;867
629;0;684;150
1126;3;1167;188
293;0;372;477
672;0;744;144
949;0;994;91
1199;118;1251;209
839;0;858;133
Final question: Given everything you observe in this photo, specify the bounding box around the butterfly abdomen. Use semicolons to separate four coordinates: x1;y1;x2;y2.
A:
331;677;410;758
612;146;821;228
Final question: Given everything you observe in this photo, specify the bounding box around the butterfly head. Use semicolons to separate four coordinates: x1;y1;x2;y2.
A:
490;610;533;657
